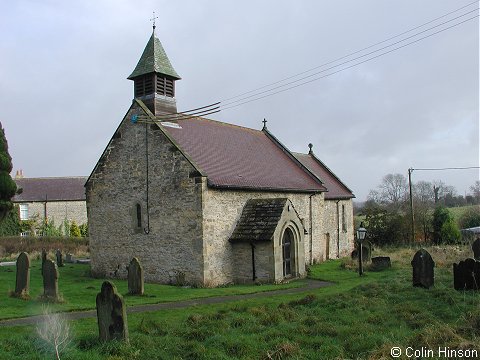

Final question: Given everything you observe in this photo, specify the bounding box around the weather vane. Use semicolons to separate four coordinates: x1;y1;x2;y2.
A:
150;11;158;30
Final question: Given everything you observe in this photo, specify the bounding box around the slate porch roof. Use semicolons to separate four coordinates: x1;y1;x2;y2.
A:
13;177;87;202
292;152;354;200
161;117;327;193
229;198;287;243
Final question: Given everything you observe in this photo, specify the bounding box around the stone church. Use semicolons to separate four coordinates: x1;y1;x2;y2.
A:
86;28;355;286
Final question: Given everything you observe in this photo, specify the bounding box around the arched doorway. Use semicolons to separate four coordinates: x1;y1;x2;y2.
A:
282;228;295;277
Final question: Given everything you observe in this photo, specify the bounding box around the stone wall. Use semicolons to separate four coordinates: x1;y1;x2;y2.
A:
231;242;273;284
21;201;87;226
202;188;324;286
323;199;355;259
87;102;204;285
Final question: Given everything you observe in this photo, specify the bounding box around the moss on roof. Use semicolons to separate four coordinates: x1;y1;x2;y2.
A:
128;30;181;80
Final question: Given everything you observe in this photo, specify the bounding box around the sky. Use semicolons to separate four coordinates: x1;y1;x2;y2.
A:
0;0;478;201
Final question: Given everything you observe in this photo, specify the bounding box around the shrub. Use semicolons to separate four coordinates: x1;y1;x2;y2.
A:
458;206;480;229
433;206;460;244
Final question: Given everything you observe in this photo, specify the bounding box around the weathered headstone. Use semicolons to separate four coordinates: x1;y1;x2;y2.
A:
371;256;391;270
96;281;129;343
55;249;64;267
65;253;74;263
453;258;480;290
472;238;480;261
411;249;435;289
127;257;144;295
42;259;59;300
351;244;371;262
41;248;47;274
14;252;30;297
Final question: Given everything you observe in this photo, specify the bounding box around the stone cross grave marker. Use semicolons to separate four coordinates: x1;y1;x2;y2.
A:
96;281;129;343
411;249;435;289
14;252;30;297
472;238;480;261
127;257;144;295
453;258;480;290
42;259;59;301
56;249;64;267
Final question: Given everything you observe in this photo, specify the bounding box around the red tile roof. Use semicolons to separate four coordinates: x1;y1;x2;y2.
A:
293;152;354;200
161;119;326;193
13;177;87;202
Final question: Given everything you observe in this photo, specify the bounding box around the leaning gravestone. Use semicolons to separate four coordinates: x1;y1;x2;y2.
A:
411;249;435;289
453;258;480;290
14;252;30;297
42;259;59;301
472;238;480;261
55;249;64;267
96;281;129;343
127;257;144;295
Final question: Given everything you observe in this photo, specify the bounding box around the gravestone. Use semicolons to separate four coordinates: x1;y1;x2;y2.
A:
55;249;64;267
411;249;435;289
65;253;74;263
472;238;480;261
127;257;144;295
96;281;129;343
453;258;480;290
351;244;371;263
371;256;391;270
42;259;59;300
41;248;47;274
14;252;30;297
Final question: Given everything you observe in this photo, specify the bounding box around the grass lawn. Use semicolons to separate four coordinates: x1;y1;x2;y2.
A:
0;260;304;320
0;246;479;359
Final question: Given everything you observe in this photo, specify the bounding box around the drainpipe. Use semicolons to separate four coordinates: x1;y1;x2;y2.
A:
309;194;314;264
251;243;256;282
336;200;340;258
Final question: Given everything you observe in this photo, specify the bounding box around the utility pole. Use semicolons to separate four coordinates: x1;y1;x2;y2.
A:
408;168;415;244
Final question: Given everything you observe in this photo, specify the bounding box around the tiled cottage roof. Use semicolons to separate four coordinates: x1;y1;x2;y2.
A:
161;118;326;193
13;177;87;202
293;152;354;200
128;31;180;80
229;198;287;243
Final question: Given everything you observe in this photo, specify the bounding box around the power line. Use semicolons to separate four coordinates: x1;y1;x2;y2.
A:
410;166;480;172
220;0;479;104
221;8;478;109
220;14;478;111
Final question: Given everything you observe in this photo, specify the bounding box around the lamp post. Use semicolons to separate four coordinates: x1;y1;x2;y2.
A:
356;222;367;276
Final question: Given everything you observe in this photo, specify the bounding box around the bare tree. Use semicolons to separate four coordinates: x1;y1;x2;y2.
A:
36;307;71;360
470;180;480;204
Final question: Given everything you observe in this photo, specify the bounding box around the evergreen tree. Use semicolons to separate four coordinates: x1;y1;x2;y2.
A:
0;122;17;221
69;220;81;237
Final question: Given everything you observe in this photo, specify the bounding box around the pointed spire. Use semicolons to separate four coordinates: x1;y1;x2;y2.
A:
128;30;180;80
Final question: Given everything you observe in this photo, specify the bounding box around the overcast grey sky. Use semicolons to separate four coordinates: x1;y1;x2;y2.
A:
1;0;478;200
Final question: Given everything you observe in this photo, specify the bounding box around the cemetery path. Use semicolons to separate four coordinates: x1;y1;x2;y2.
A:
0;279;332;327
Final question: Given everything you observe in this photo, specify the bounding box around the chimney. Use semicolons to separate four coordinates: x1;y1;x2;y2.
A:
15;169;24;179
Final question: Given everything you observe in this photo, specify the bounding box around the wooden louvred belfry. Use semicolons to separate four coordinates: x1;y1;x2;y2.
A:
128;24;181;116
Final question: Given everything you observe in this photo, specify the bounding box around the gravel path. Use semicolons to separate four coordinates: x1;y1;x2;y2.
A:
0;279;331;327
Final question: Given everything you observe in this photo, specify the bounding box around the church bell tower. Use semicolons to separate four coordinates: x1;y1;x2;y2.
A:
128;25;181;116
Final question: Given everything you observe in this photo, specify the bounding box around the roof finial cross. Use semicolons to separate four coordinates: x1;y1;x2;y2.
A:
262;118;267;130
150;11;159;30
